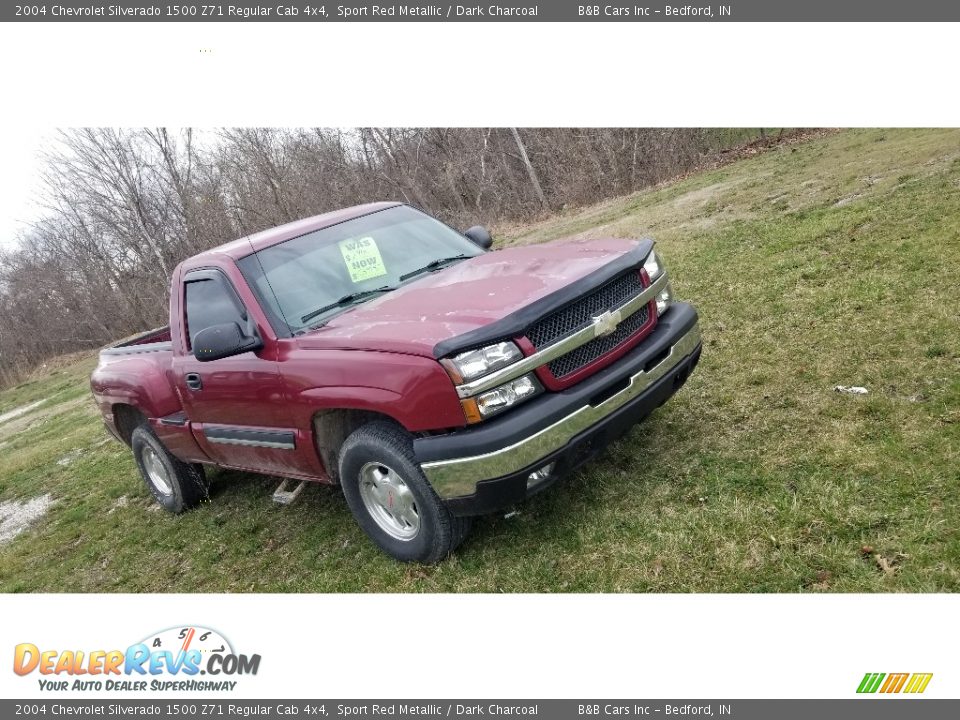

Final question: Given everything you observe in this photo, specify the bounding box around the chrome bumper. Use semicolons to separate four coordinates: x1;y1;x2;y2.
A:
421;321;702;498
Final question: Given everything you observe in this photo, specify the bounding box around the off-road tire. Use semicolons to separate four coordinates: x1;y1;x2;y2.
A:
131;425;208;513
339;421;471;563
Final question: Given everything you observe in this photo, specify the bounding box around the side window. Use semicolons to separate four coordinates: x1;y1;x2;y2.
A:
184;276;244;350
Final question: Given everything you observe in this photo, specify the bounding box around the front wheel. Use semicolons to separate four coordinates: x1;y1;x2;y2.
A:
339;422;471;563
131;425;208;513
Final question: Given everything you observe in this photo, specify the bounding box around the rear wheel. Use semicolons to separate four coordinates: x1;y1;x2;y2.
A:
131;425;208;513
339;421;471;563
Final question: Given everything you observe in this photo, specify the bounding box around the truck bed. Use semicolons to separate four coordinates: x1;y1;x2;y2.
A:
99;326;172;357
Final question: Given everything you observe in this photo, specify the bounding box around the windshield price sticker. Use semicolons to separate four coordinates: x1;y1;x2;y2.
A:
339;236;388;282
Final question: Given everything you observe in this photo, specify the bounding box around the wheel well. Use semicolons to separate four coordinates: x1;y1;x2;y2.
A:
311;409;401;483
112;403;146;445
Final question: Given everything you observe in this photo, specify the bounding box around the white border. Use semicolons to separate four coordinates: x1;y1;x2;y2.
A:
0;22;957;126
2;594;957;699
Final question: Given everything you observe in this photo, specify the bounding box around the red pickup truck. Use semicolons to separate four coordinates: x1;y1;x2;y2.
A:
91;202;701;562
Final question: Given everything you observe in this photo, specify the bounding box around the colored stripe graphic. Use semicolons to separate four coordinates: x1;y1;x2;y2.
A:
880;673;909;693
904;673;934;694
857;672;932;694
857;673;885;693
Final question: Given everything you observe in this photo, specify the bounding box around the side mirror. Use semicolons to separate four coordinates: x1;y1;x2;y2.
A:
464;225;493;250
193;323;262;362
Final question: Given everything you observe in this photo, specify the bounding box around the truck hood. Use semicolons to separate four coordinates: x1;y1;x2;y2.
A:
295;236;647;357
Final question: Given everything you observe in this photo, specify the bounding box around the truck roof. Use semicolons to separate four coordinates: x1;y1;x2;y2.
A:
186;201;403;265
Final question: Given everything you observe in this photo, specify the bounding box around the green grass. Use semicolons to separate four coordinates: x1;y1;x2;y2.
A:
1;128;958;592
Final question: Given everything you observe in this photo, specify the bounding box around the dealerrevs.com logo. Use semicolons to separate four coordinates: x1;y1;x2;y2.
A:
13;626;261;693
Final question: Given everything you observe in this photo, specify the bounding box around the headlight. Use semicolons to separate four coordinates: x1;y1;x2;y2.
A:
656;282;673;316
460;374;542;423
643;248;663;281
443;341;522;382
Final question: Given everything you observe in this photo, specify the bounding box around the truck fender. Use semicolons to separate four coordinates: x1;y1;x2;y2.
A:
296;387;410;481
91;358;183;438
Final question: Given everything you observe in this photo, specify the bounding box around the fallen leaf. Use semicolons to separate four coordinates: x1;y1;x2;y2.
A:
874;554;897;577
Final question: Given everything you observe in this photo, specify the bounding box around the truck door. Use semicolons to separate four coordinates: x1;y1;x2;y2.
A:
172;268;301;477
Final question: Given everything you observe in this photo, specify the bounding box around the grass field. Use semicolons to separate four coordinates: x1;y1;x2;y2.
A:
1;128;958;592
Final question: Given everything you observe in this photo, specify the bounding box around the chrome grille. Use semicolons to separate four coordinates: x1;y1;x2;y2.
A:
548;304;650;378
526;271;645;349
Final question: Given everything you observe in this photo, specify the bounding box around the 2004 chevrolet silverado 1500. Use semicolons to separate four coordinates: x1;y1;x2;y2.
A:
90;202;702;562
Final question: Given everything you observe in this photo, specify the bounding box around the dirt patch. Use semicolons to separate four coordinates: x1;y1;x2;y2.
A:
670;180;741;210
0;395;92;442
57;448;86;467
834;193;864;207
0;494;53;545
0;400;46;425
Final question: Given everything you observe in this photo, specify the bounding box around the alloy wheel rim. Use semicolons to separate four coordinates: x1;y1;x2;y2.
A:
358;462;420;541
142;445;173;496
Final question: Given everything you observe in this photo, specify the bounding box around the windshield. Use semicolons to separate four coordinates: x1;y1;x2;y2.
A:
237;205;483;335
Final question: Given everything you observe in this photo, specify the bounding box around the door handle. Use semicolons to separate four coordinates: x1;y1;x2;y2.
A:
185;373;203;391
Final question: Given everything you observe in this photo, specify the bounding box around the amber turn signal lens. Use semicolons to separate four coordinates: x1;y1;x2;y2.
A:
460;398;483;424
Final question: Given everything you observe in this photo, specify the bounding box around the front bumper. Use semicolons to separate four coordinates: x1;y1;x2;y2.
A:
414;302;702;516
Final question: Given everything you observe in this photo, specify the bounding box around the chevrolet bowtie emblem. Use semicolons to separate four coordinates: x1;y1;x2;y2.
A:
592;308;622;338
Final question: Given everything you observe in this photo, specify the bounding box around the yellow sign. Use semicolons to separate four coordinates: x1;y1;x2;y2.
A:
338;236;387;283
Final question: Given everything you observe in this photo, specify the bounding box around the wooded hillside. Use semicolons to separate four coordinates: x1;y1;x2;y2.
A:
0;127;774;385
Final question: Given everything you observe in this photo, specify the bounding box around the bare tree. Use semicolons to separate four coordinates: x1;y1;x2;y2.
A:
0;127;780;386
510;128;547;209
